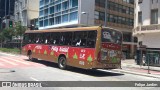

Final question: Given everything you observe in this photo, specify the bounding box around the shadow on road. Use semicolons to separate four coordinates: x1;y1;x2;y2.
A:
24;59;124;77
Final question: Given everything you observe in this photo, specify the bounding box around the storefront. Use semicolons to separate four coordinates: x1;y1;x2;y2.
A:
136;48;160;67
146;49;160;67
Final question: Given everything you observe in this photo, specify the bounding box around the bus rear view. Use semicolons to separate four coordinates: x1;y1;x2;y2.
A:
95;28;122;69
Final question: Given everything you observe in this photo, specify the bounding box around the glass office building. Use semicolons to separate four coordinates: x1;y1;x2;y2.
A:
39;0;78;29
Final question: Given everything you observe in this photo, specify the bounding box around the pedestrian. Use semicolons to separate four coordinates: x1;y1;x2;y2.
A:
134;55;137;63
142;54;146;66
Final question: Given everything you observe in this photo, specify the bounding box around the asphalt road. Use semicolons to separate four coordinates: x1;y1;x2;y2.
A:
0;52;160;90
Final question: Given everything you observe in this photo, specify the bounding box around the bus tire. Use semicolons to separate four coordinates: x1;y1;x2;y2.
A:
58;56;67;70
28;51;32;61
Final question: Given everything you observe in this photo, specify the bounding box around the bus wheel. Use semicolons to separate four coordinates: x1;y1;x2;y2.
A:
28;52;33;61
58;56;67;70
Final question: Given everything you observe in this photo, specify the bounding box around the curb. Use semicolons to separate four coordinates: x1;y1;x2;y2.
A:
122;64;160;72
0;52;20;56
111;69;160;79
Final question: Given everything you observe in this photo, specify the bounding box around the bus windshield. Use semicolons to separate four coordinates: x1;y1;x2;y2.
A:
101;29;122;45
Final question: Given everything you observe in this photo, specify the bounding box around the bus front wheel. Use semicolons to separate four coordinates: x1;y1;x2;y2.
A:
28;51;32;61
58;56;67;70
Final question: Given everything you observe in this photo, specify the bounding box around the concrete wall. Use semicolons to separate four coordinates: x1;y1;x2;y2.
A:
27;0;39;20
79;0;95;26
135;0;160;48
139;33;160;48
14;0;39;26
135;0;160;27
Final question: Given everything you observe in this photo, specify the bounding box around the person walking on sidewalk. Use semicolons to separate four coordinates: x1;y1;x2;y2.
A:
142;54;146;66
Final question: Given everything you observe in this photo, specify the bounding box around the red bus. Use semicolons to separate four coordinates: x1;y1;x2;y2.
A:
22;26;122;69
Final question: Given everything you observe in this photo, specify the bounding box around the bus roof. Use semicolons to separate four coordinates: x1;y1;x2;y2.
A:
25;26;121;33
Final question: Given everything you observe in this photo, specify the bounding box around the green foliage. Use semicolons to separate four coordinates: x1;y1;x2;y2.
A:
14;22;26;36
0;22;26;42
1;27;15;41
0;48;20;54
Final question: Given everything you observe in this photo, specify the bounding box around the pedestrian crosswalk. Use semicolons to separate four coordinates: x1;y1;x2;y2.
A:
0;56;45;68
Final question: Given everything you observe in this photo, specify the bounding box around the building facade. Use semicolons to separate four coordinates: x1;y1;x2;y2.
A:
0;0;15;29
14;0;39;27
39;0;135;59
134;0;160;66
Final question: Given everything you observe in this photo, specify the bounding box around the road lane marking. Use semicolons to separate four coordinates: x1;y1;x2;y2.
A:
1;57;30;65
0;58;18;65
30;77;39;81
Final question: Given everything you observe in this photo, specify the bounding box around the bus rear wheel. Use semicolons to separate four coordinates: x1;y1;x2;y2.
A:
28;51;33;61
58;56;67;70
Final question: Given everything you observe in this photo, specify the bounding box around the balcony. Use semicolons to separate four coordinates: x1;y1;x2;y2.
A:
133;24;160;36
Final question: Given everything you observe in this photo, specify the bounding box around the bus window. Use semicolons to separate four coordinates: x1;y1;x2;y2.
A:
43;33;50;44
60;32;73;45
29;33;36;44
87;31;97;48
34;33;44;44
72;31;87;47
50;32;60;45
102;29;122;45
23;34;29;43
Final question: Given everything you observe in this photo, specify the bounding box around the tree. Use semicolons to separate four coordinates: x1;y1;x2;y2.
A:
2;27;15;41
14;22;26;37
14;22;27;54
0;32;5;48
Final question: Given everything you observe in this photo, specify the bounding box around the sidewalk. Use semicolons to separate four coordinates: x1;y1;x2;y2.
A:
113;59;160;78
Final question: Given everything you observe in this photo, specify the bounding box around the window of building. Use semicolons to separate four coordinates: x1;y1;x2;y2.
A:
95;0;105;8
70;12;78;21
138;0;143;4
40;0;44;6
99;12;105;21
151;9;158;24
118;16;122;24
39;21;43;27
40;10;44;16
62;1;69;10
55;16;61;24
70;0;78;8
55;4;61;12
44;8;48;16
113;16;118;23
44;19;48;26
94;11;99;19
50;6;54;14
45;0;49;5
108;14;113;22
138;11;142;25
62;14;68;23
123;32;132;42
49;18;54;25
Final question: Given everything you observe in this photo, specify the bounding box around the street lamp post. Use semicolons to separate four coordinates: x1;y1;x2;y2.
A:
81;12;89;26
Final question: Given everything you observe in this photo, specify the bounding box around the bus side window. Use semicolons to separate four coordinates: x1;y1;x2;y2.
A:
30;33;35;44
87;31;97;48
60;32;73;45
72;31;87;47
50;32;60;45
43;33;50;44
